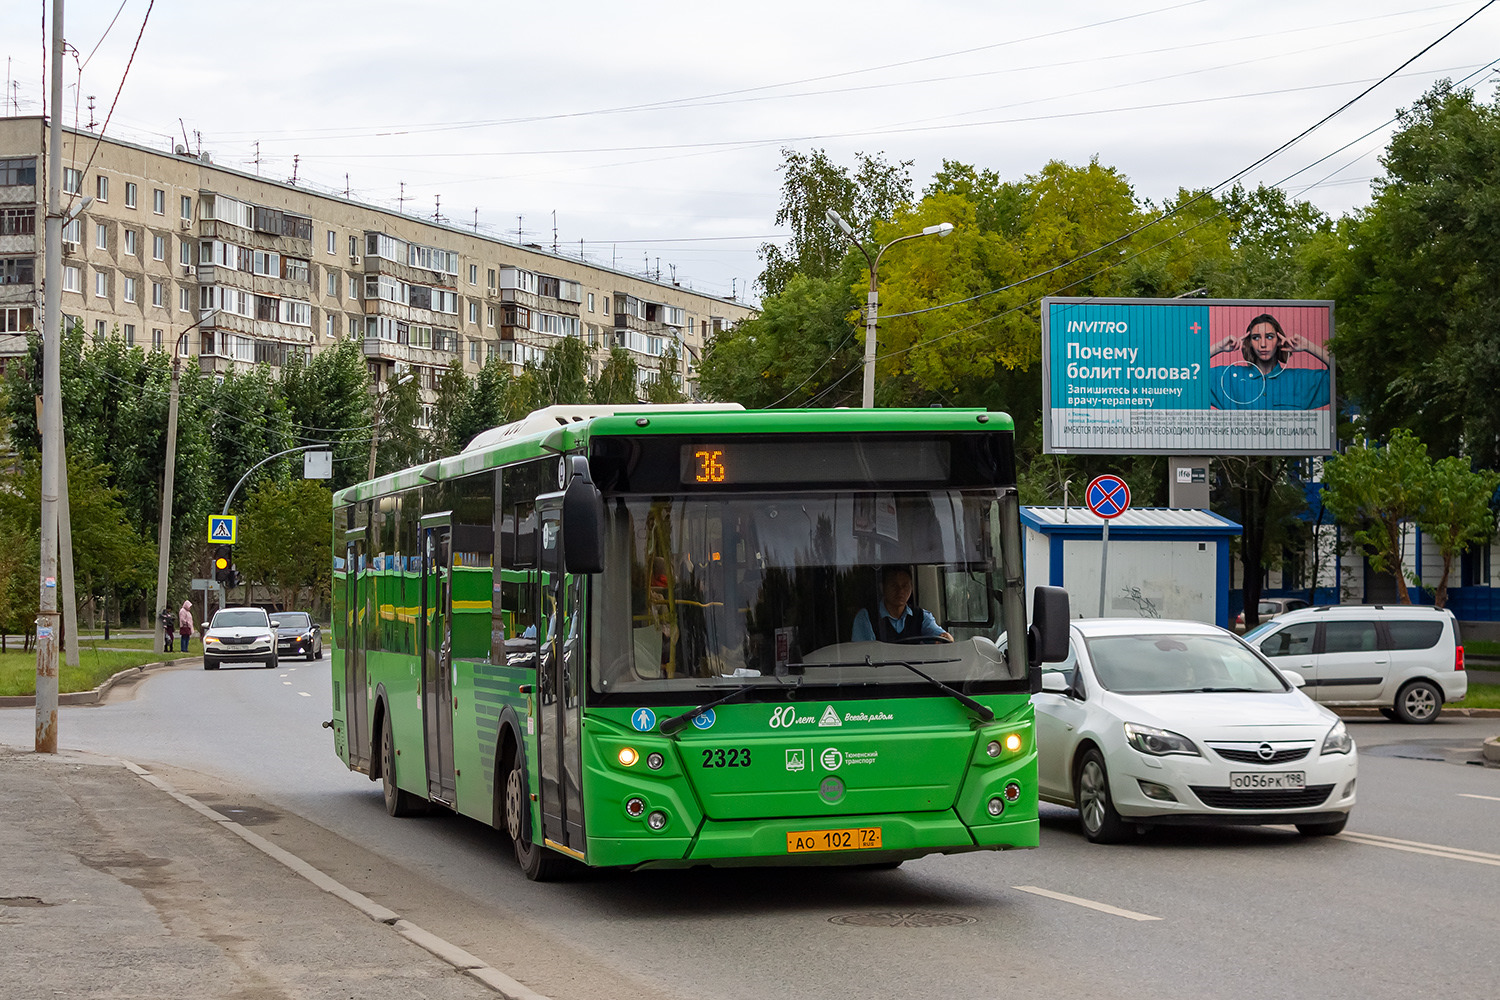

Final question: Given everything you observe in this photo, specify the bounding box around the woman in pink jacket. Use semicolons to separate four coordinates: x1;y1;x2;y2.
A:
177;599;194;652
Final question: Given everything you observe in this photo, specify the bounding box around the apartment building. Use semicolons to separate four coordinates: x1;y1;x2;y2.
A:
0;117;754;398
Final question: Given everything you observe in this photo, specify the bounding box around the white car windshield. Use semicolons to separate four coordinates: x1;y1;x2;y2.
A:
213;610;269;629
1084;633;1288;694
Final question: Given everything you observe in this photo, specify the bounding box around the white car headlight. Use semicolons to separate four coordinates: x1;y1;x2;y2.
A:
1321;720;1353;755
1123;722;1200;757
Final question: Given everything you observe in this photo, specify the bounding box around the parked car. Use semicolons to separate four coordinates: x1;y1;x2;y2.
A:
1234;597;1310;631
1243;604;1464;723
1033;618;1356;843
272;611;323;661
201;606;277;670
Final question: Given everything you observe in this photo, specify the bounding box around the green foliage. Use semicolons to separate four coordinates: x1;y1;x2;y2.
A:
592;346;641;404
757;148;914;297
279;340;372;493
235;478;334;614
517;335;591;412
1416;456;1500;608
697;274;861;408
1325;82;1500;465
1321;430;1434;604
645;344;688;404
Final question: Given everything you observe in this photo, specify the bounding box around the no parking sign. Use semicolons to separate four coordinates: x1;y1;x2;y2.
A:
1085;475;1129;615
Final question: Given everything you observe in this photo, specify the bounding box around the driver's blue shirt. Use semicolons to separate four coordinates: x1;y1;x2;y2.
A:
851;604;944;642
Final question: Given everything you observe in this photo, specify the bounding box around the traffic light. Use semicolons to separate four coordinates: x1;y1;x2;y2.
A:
213;544;236;590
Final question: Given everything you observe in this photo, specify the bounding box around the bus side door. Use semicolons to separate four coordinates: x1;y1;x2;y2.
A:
421;516;457;806
538;503;585;856
343;528;370;772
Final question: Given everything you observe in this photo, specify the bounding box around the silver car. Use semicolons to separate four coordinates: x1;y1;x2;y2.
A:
201;606;277;670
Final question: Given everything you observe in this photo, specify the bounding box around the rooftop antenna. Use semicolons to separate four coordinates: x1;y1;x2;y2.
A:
252;141;261;174
433;194;442;222
193;130;202;156
398;182;406;214
517;215;523;242
552;210;557;254
289;154;300;186
473;208;479;233
179;118;191;152
344;173;350;198
731;278;737;299
86;94;96;130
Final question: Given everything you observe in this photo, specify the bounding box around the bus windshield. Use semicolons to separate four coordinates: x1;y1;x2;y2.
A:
594;490;1026;697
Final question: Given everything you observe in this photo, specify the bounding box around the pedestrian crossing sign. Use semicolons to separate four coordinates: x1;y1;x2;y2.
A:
208;515;237;544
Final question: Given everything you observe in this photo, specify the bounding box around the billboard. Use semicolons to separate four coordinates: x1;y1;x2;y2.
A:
1041;297;1334;456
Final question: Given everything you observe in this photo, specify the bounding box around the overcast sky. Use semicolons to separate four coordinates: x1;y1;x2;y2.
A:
2;1;1497;304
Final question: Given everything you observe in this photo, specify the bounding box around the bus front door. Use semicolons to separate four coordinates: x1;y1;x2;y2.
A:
421;518;457;806
344;531;370;772
538;506;585;856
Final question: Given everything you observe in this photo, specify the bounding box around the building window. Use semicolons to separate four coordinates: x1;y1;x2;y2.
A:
63;264;81;292
468;301;478;324
327;230;336;254
152;281;163;307
95;224;108;250
469;339;479;362
152;327;163;349
153;188;165;214
487;267;495;288
153;235;165;261
123;323;135;346
124;230;137;256
349;235;358;258
469;263;478;285
326;271;339;297
0;158;38;186
63;168;82;195
62;218;80;245
486;305;495;328
94;271;108;298
123;277;137;303
0;207;35;235
588;292;594;312
179;241;191;266
180;195;192;220
96;175;108;202
283;257;309;283
325;313;337;338
0;257;35;285
179;287;190;312
125;182;137;209
94;319;107;337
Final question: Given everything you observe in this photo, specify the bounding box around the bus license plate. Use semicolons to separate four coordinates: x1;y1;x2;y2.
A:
787;827;883;853
1229;771;1305;791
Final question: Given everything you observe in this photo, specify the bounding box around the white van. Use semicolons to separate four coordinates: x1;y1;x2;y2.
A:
1244;605;1465;723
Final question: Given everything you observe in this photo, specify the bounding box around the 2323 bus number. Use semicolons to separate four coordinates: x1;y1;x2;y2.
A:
701;747;752;768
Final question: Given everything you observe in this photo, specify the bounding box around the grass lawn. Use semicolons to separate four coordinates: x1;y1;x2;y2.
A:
1460;682;1500;710
0;641;198;697
1466;639;1500;657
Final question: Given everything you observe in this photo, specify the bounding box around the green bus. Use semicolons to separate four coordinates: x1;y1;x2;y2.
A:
330;404;1068;880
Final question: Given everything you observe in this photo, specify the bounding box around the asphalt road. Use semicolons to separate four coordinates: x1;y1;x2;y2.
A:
3;661;1498;1000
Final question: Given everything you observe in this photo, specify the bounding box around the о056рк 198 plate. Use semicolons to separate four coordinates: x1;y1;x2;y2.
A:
1228;771;1305;791
786;827;883;852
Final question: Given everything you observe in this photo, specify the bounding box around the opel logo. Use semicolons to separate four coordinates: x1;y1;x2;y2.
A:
1256;742;1276;761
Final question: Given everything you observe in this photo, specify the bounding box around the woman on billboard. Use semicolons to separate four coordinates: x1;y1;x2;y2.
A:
1209;313;1330;410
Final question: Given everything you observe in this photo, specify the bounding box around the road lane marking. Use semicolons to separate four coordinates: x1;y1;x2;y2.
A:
1458;793;1500;802
298;691;310;697
1339;831;1500;867
283;681;292;685
1012;885;1161;921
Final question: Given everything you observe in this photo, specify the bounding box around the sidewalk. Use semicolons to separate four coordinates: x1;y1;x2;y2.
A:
0;745;542;1000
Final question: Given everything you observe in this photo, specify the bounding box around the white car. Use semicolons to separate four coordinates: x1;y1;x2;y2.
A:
1033;619;1356;843
201;606;278;670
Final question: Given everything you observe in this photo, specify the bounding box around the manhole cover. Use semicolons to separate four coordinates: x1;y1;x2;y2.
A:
828;911;976;928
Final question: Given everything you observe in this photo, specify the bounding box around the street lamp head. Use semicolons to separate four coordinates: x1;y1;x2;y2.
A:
825;208;854;237
922;222;955;238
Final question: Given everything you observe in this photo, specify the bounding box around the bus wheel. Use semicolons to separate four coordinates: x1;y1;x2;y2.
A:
380;718;423;818
504;759;565;882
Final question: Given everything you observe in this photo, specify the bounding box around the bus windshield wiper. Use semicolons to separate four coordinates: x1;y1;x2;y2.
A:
790;656;994;723
660;677;800;735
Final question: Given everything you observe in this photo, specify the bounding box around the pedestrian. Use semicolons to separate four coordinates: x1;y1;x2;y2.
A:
178;599;194;653
159;606;175;653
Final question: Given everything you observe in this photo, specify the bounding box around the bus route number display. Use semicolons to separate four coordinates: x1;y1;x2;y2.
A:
691;448;727;483
679;441;950;486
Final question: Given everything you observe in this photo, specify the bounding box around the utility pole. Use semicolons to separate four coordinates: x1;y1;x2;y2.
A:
36;0;65;753
154;311;218;645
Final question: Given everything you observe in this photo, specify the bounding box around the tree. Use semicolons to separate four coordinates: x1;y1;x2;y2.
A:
1415;456;1499;608
1325;82;1500;465
235;478;334;614
592;346;641;404
1320;430;1434;604
369;373;425;479
696;273;860;407
645;344;688;404
757;148;913;297
279;340;371;493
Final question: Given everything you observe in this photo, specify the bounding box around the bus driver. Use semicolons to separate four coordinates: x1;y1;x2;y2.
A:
851;565;953;644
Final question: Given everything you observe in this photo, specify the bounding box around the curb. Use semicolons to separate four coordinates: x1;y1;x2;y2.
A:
1335;707;1500;719
0;656;187;709
1485;737;1500;763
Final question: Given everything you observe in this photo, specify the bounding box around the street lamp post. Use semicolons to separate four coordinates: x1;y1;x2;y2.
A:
153;309;218;647
825;209;953;408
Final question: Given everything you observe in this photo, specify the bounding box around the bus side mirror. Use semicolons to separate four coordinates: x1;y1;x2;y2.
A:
1027;586;1070;689
562;476;605;574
